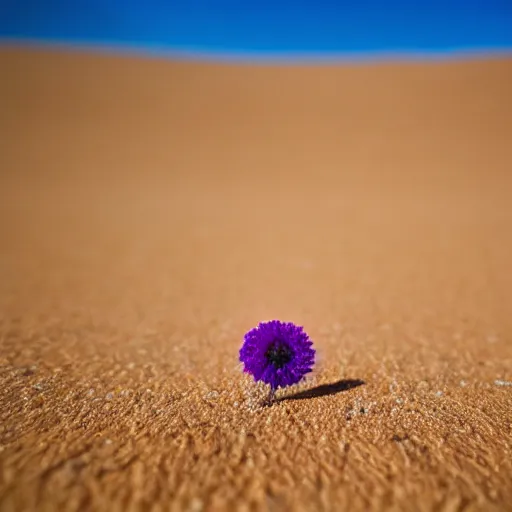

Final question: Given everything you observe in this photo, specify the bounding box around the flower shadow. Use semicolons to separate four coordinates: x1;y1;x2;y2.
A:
278;379;365;402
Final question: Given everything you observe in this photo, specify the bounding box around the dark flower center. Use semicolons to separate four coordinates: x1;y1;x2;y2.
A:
265;341;293;369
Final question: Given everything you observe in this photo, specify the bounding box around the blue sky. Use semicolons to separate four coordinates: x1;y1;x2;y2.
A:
1;1;511;58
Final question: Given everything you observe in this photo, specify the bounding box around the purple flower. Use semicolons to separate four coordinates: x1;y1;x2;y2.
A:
240;320;315;392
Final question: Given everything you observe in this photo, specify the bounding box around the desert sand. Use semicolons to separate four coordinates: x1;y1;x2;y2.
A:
1;47;512;511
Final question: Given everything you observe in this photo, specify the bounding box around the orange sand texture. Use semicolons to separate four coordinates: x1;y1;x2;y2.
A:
1;48;512;511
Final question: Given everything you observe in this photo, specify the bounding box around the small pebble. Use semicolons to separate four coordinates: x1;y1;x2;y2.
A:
205;390;219;400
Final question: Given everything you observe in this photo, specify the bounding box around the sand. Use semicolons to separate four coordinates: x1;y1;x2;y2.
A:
1;47;512;511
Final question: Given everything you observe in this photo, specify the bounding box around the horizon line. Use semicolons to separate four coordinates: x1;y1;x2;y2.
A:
2;37;512;65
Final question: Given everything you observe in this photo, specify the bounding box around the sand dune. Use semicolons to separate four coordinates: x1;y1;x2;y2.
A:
1;47;512;511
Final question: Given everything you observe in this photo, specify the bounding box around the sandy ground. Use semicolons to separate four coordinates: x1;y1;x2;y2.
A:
1;47;512;511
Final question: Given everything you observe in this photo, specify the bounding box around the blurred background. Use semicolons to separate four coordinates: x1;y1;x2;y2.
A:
1;2;511;327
